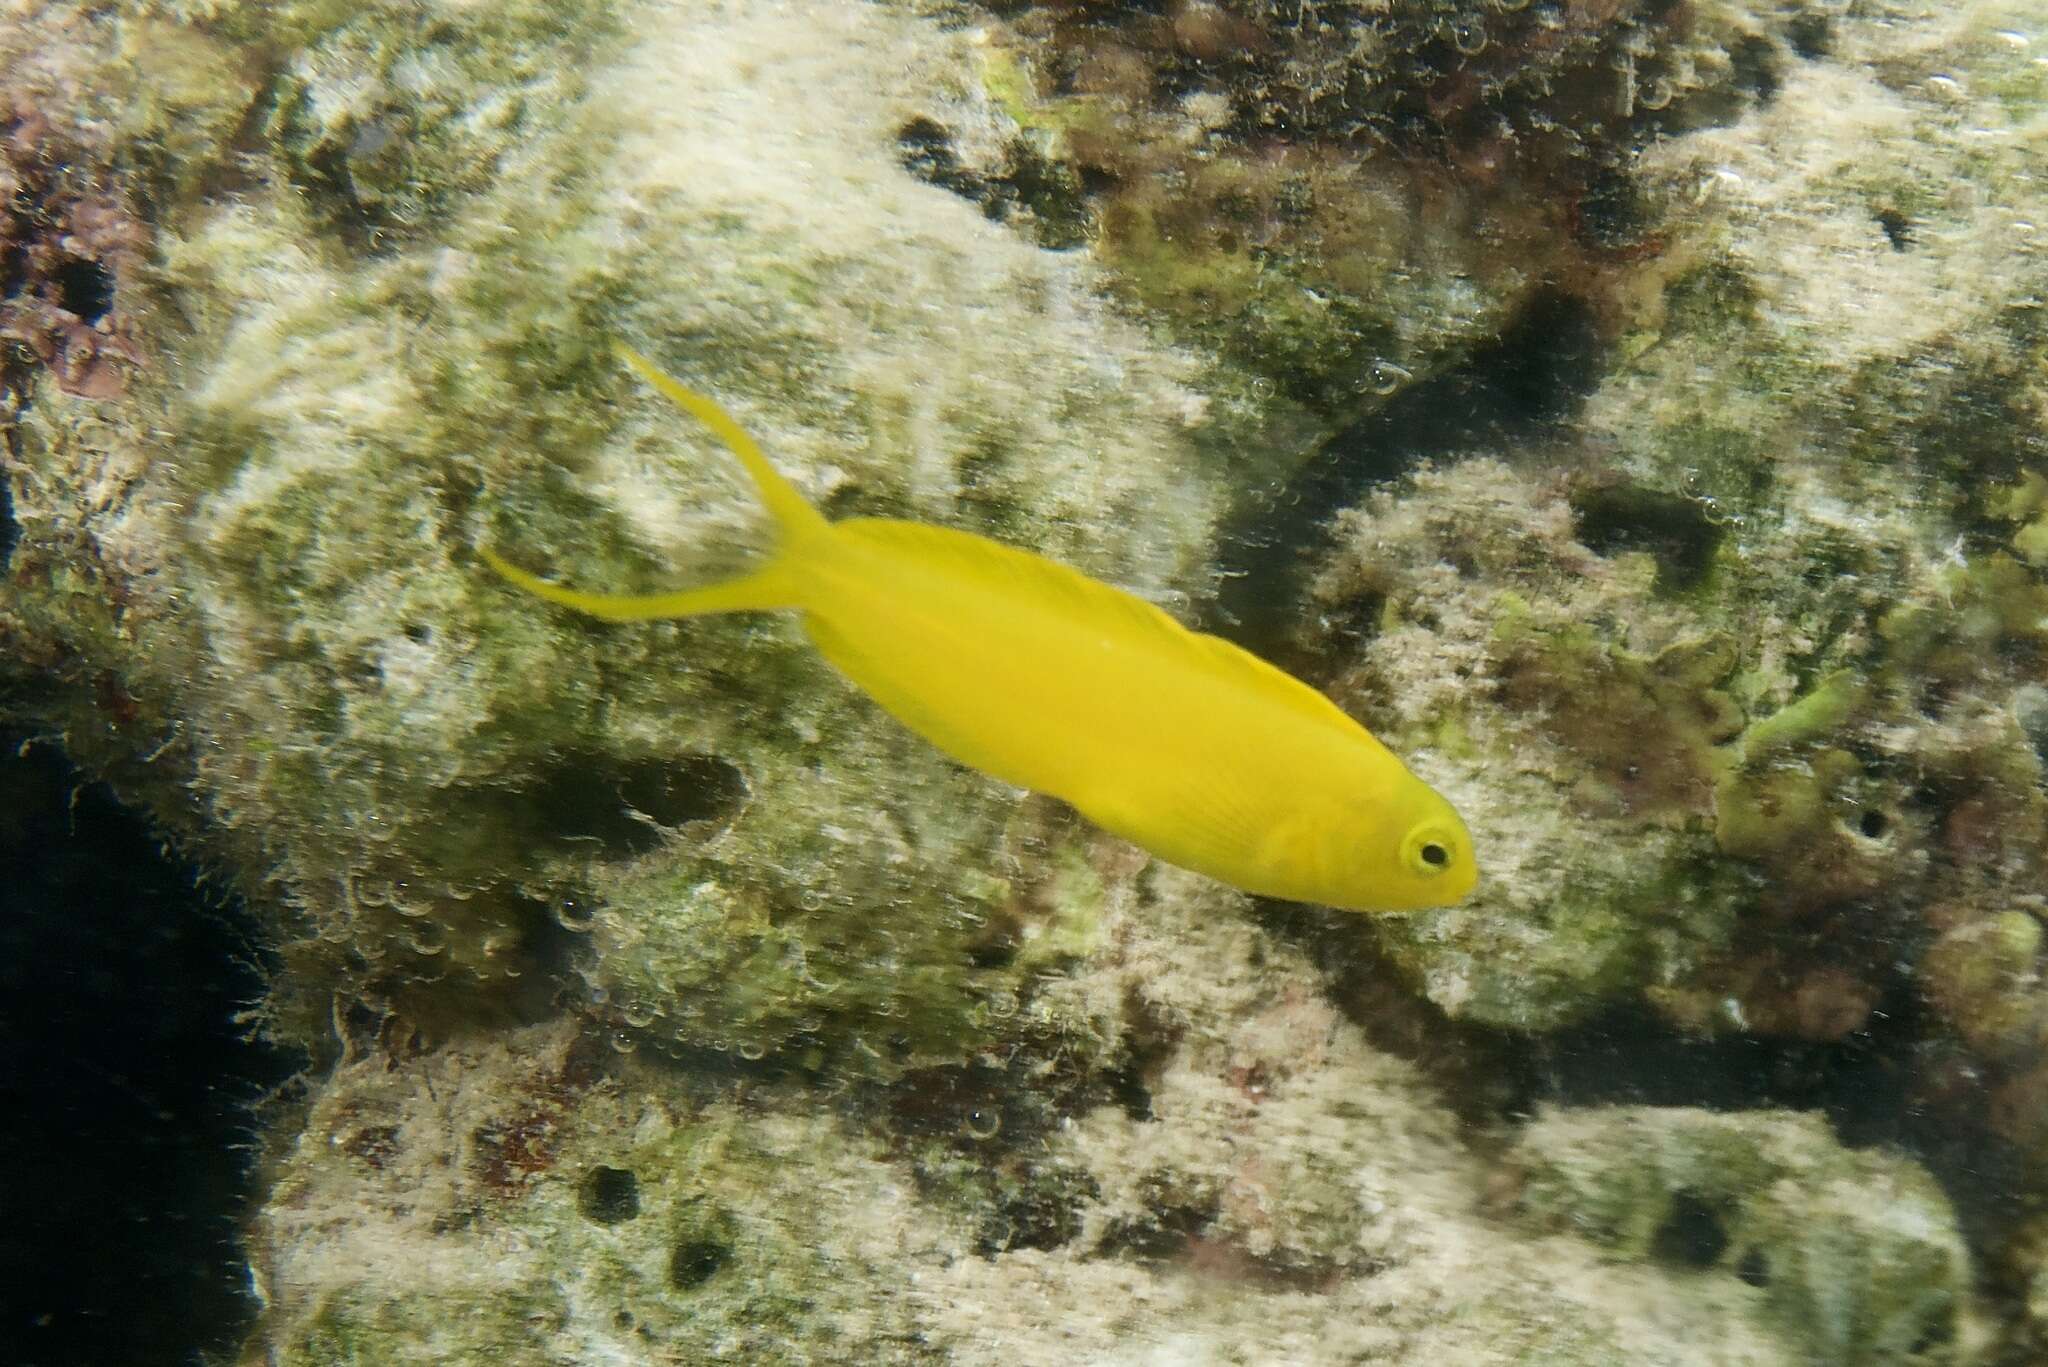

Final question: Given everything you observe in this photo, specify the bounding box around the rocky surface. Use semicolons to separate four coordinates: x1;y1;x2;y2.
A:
3;0;2045;1361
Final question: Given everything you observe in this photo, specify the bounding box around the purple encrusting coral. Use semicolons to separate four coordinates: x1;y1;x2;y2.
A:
0;103;144;399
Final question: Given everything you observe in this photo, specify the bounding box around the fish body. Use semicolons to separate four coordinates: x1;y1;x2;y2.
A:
484;345;1476;913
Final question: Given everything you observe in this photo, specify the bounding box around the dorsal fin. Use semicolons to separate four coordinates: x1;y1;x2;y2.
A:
833;518;1359;735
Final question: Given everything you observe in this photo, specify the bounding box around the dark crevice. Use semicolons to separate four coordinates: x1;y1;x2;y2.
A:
1570;484;1725;592
1207;290;1604;662
1729;34;1783;104
53;257;115;323
1573;167;1653;253
512;751;749;859
1497;994;2031;1255
1262;903;2031;1272
578;1165;641;1225
1651;1190;1731;1268
895;116;1094;250
1786;12;1833;62
1877;208;1914;252
667;1233;733;1290
0;460;15;570
0;734;294;1364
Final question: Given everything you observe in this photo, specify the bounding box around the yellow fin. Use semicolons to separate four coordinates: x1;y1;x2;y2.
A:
612;342;828;546
478;547;803;621
483;344;830;622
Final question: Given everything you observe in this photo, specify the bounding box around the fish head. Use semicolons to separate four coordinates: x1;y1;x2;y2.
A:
1340;779;1478;913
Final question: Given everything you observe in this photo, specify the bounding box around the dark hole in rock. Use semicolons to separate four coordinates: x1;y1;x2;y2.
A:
1786;12;1832;61
1570;484;1723;592
578;1165;641;1224
0;469;14;569
53;257;115;323
1910;1312;1956;1354
896;117;983;201
1095;1198;1218;1261
1492;994;2033;1269
974;1181;1091;1257
1321;589;1387;654
668;1235;733;1290
965;933;1019;970
526;751;748;857
1859;808;1888;839
1735;1247;1771;1287
630;753;748;827
1574;167;1651;252
993;140;1093;251
1730;34;1782;103
1877;209;1914;252
1108;1058;1154;1123
1649;1189;1731;1268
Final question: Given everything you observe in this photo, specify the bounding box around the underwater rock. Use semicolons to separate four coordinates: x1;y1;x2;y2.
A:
951;0;1787;427
2;0;1250;1072
1285;2;2048;1058
5;0;2048;1357
256;890;1856;1365
1506;1104;1976;1365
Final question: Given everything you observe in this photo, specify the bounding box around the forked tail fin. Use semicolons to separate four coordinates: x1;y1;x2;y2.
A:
478;547;803;620
612;342;829;547
479;342;829;621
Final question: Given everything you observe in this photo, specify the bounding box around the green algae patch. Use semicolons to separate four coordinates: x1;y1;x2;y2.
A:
578;747;1117;1074
1924;911;2046;1060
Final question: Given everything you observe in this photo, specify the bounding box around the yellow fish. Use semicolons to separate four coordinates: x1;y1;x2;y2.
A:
482;344;1477;913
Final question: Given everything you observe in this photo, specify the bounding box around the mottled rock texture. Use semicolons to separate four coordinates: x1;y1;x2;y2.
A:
3;0;2046;1360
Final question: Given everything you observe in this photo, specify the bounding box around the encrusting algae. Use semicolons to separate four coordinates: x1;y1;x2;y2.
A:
485;343;1477;913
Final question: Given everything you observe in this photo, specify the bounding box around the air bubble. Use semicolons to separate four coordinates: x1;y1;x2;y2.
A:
961;1108;1002;1141
1366;360;1412;396
1640;77;1675;110
1450;19;1488;56
554;898;596;932
736;1039;766;1061
608;1029;639;1054
408;922;447;957
622;1002;657;1028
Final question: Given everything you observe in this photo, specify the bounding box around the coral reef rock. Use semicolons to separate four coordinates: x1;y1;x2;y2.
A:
2;0;2045;1359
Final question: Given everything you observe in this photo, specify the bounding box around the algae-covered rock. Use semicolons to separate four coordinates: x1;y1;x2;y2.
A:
257;880;1893;1366
3;0;1254;1073
1275;1;2048;1052
1508;1105;1976;1365
7;0;2048;1358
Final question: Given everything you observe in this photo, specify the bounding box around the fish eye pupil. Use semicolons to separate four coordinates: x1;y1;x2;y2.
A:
1419;841;1449;869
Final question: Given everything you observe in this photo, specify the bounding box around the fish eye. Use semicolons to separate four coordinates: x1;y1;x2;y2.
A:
1401;825;1457;877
